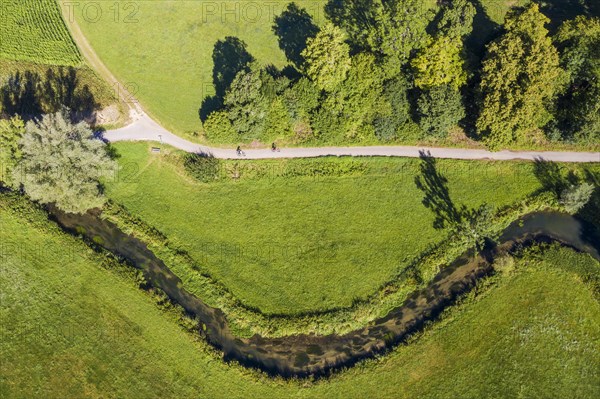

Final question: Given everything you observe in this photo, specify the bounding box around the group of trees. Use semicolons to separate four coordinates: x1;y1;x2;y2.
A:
200;1;599;148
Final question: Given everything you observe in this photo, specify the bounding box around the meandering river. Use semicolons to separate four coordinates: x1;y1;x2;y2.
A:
49;208;600;377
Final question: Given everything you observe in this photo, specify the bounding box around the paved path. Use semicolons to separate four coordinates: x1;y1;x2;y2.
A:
104;115;600;162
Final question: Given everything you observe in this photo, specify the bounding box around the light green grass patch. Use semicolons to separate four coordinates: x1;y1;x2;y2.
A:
105;142;544;315
72;0;327;137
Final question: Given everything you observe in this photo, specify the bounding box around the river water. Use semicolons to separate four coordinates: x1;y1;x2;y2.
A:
48;208;600;377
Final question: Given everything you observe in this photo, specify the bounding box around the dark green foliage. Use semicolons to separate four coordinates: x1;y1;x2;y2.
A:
477;4;564;148
553;16;600;142
183;153;221;183
374;76;412;142
417;84;465;137
198;0;596;148
264;98;292;140
436;0;476;39
282;77;320;121
334;53;387;141
222;63;291;140
202;110;237;143
325;0;434;77
367;0;435;77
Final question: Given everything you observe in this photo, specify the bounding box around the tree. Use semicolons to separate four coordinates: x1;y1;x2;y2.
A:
211;37;255;99
301;23;351;92
334;53;387;140
554;16;600;142
560;182;595;214
264;97;292;140
415;151;495;251
374;76;412;142
282;77;321;121
0;116;25;186
367;0;434;77
324;0;382;51
453;204;495;251
477;4;564;148
326;0;435;76
412;35;467;90
14;110;116;214
435;0;476;40
417;84;465;137
223;64;272;138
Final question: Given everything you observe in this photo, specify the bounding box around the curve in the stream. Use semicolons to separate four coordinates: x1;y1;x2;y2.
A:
49;208;600;378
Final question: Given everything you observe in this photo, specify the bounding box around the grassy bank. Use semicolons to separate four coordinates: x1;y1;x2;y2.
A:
104;142;550;316
1;193;598;397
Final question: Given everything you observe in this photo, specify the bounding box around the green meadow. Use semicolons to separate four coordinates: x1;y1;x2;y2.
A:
105;142;547;315
2;194;598;397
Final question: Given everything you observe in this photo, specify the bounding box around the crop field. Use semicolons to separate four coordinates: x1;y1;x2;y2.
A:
104;142;550;315
1;194;598;397
0;0;81;66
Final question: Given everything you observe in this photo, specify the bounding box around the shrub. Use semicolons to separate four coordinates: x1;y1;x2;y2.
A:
202;111;237;143
560;182;595;214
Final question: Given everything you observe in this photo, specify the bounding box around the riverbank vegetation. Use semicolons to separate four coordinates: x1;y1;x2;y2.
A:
102;142;597;321
1;111;116;214
1;191;598;397
104;142;544;316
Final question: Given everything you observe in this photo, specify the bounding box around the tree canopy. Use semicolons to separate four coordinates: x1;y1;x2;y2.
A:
554;16;600;141
412;35;467;90
0;116;25;186
200;1;596;149
15;111;116;214
301;23;351;92
477;4;564;148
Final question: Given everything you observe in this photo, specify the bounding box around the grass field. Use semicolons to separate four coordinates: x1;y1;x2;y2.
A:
0;0;81;66
71;0;328;137
1;195;598;397
104;142;549;315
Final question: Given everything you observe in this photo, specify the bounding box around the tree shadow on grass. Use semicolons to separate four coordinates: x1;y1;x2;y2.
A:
532;157;580;197
0;67;98;123
272;3;319;69
414;150;464;230
199;36;254;122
